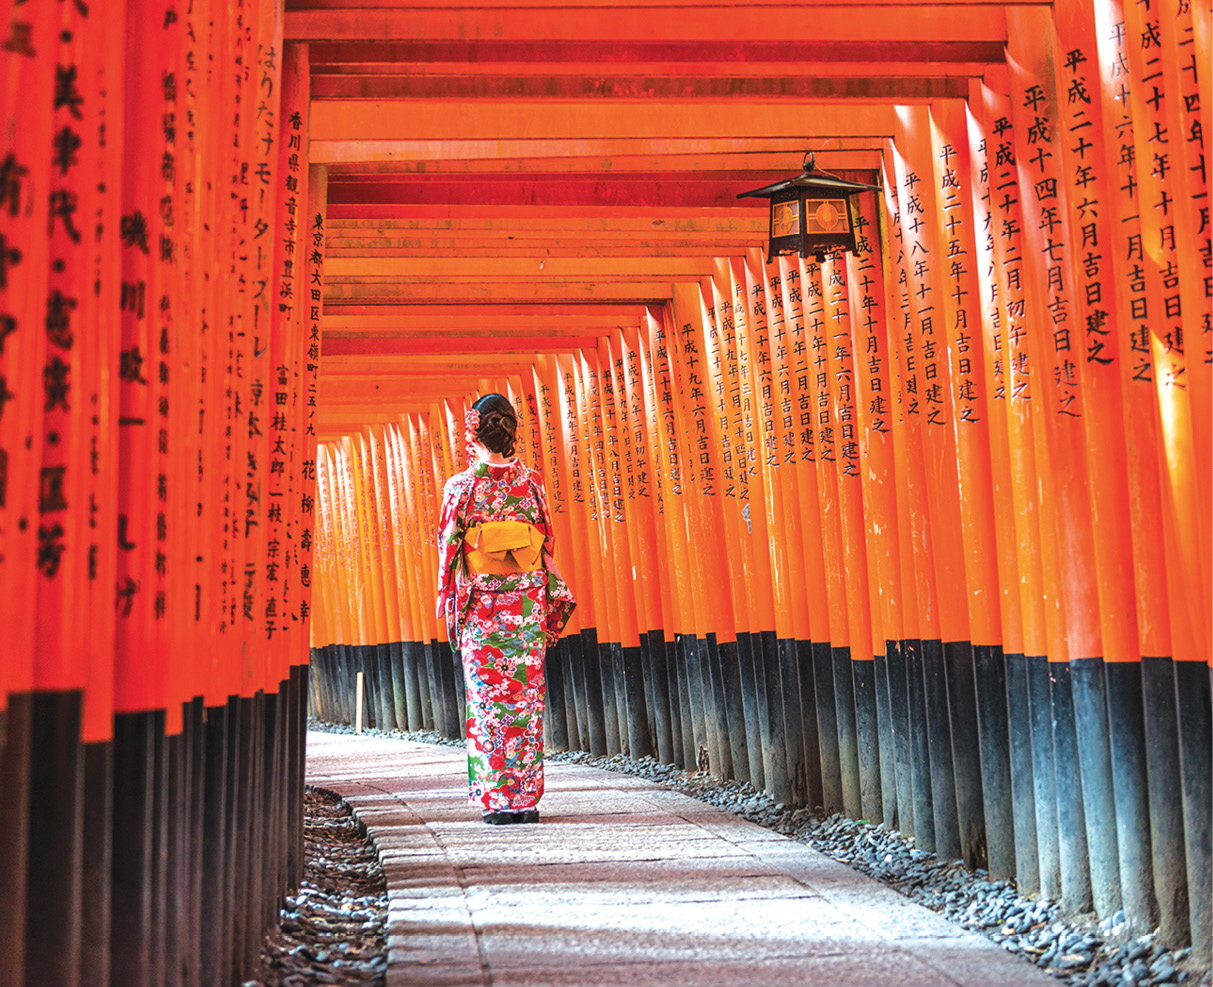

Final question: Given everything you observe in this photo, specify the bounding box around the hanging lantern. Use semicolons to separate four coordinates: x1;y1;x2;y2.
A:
738;152;881;261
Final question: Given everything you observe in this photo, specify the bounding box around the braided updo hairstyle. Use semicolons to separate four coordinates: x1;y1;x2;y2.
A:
471;393;518;459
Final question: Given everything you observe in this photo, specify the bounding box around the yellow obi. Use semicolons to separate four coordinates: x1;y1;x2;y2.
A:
464;520;544;575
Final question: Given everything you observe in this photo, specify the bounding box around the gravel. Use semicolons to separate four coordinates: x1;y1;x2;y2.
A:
309;719;1211;987
244;785;388;987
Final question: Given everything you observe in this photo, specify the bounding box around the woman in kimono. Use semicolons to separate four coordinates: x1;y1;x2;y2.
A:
435;393;576;824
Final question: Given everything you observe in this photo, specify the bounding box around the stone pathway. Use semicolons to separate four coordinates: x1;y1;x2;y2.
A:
306;731;1059;987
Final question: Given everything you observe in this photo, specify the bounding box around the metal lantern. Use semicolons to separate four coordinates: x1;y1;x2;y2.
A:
737;152;881;261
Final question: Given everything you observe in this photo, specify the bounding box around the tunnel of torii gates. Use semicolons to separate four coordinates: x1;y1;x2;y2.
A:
0;0;1210;984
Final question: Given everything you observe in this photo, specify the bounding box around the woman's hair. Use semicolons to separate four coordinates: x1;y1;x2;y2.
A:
471;393;518;459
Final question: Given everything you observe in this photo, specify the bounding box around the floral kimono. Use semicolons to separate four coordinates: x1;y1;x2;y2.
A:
435;459;576;812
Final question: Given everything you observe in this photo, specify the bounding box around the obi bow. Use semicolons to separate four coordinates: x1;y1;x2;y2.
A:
464;520;544;575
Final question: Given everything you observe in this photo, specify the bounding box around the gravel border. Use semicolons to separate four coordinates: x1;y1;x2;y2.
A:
246;785;388;987
309;720;1210;987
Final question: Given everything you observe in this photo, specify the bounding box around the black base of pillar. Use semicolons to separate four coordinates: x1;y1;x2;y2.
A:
704;634;730;778
605;640;626;756
581;628;608;756
546;636;570;752
397;641;422;732
736;632;765;788
436;640;461;740
944;640;985;870
186;697;206;982
376;643;397;731
564;631;589;753
852;657;882;823
201;701;231;987
760;631;790;802
597;636;620;754
1102;659;1153;926
719;638;750;786
636;633;658;762
81;738;113;987
294;666;310;893
149;709;168;987
1049;663;1093;914
165;720;187;987
1027;655;1061;899
389;642;409;732
921;639;960;860
110;710;156;987
1175;661;1211;963
776;637;804;804
904;638;935;851
832;645;861;819
0;693;32;987
645;629;675;766
679;633;705;769
25;689;84;987
812;640;842;816
621;641;652;761
973;644;1015;883
1005;654;1039;895
886;640;914;836
417;641;436;732
872;643;897;829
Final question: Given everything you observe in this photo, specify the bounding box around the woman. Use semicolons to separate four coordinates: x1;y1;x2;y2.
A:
435;393;576;824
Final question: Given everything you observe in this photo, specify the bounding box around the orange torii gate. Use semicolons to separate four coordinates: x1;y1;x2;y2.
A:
302;0;1209;968
1;1;1210;985
1;3;319;985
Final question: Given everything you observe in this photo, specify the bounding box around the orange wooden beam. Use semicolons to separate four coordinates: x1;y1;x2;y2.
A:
311;44;998;69
321;355;543;374
323;281;676;302
326;229;761;242
322;148;881;175
322;301;647;318
325;212;769;232
322;324;625;339
317;391;509;408
300;0;1025;10
322;179;801;209
322;385;536;405
327;243;761;258
309;99;900;141
286;6;1009;43
310;136;883;164
311;74;971;101
324;255;717;278
322;334;605;356
318;378;491;393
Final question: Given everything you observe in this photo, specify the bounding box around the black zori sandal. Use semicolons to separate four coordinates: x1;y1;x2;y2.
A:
481;809;540;825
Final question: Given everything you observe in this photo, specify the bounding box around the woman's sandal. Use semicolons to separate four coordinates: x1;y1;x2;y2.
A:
481;809;540;825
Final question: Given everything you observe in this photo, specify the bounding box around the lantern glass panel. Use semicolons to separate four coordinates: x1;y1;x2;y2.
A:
804;197;851;235
771;199;799;239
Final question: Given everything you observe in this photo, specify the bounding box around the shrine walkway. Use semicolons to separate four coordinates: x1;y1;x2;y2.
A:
307;732;1058;987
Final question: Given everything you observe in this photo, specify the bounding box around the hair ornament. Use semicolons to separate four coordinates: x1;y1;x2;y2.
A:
464;407;481;465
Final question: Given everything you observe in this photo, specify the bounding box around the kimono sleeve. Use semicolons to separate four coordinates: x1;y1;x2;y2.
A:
435;473;469;634
529;470;576;646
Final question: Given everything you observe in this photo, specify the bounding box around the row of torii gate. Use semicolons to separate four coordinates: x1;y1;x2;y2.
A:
0;1;1210;985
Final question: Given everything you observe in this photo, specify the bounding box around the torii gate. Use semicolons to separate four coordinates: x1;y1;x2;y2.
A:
0;2;1208;985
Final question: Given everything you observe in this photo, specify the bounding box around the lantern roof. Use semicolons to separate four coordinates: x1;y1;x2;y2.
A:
737;153;882;200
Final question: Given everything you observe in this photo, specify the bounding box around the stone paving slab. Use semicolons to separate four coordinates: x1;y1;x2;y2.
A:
306;731;1059;987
